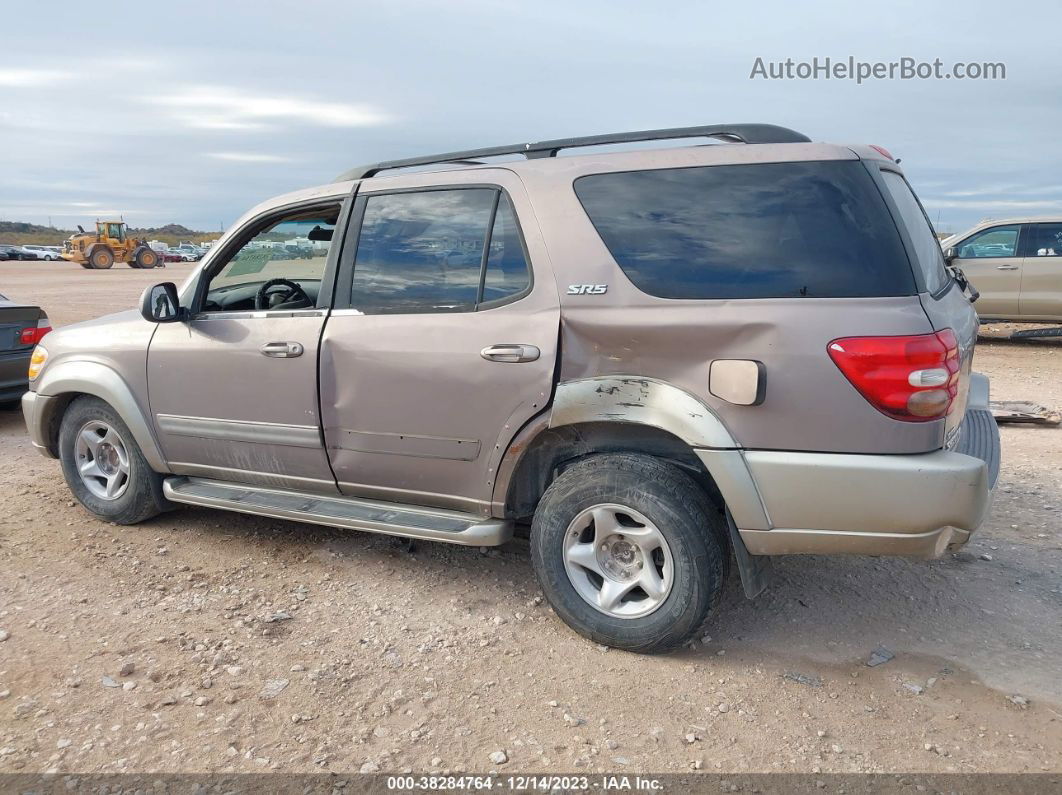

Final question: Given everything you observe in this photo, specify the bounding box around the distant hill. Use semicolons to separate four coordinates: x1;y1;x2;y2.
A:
0;220;217;247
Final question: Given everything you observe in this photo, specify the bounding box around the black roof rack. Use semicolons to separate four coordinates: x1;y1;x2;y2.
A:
335;123;810;182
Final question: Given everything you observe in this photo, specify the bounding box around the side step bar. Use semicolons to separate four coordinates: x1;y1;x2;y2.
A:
162;477;513;546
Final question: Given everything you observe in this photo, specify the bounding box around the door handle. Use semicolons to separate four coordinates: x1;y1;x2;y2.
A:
480;344;540;363
260;341;304;358
996;265;1019;270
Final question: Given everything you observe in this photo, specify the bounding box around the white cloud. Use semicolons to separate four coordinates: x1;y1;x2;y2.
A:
0;68;73;87
148;86;391;130
207;152;291;163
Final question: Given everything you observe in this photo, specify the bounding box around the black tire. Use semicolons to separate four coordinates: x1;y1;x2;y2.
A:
530;453;728;654
89;247;114;269
133;247;158;269
79;260;93;269
58;396;168;525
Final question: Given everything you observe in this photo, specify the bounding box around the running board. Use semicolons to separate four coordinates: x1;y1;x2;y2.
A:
162;477;512;546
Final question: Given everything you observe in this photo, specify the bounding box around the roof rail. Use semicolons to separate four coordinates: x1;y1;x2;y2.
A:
334;123;810;182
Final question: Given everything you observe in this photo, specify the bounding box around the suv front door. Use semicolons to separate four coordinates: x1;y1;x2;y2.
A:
950;224;1023;318
147;200;345;493
320;170;559;515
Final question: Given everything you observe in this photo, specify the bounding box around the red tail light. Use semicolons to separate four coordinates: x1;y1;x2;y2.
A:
19;318;51;346
827;330;960;422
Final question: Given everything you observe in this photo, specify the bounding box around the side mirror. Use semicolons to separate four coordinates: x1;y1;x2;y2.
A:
943;246;958;263
140;282;183;323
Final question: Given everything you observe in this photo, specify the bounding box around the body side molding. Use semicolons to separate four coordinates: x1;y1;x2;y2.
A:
156;414;321;448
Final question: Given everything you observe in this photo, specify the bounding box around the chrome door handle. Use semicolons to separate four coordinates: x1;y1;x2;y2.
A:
996;265;1019;270
260;341;304;358
480;344;540;363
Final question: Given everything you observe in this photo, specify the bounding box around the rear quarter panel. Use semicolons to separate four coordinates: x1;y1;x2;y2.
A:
516;144;945;454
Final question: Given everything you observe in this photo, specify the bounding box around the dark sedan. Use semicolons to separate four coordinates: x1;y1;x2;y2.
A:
0;293;50;405
0;244;26;261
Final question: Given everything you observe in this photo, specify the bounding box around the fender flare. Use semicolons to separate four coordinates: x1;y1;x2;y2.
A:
492;376;770;530
548;376;737;448
34;359;170;473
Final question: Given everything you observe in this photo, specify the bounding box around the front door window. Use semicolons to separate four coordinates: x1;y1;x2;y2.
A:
957;226;1020;258
202;206;338;313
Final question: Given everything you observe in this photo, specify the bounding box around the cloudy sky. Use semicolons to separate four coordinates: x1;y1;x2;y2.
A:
1;0;1058;234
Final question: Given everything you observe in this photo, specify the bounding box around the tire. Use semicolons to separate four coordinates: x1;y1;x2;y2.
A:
79;260;93;269
58;396;168;525
530;453;729;654
133;247;158;269
89;247;114;269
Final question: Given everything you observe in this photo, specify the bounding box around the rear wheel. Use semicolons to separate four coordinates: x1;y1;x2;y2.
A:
89;247;114;269
133;247;158;269
58;396;168;524
530;453;728;653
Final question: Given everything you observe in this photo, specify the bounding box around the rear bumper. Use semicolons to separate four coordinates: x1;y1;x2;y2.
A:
699;378;1000;559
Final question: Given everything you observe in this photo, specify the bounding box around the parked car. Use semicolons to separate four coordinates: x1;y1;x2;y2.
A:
941;216;1062;322
0;244;26;261
150;248;182;263
0;293;50;406
21;245;61;261
168;248;197;262
21;124;999;653
175;243;205;260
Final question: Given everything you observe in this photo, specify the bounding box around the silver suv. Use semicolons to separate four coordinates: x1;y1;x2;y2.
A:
22;124;1000;653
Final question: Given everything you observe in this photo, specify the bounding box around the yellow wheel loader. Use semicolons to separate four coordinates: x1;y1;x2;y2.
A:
61;220;160;270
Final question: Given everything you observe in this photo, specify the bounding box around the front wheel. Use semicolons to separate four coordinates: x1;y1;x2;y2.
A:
133;247;158;269
530;453;728;654
58;396;169;524
89;247;114;269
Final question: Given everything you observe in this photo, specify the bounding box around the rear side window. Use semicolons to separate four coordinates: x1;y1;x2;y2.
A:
482;196;531;304
879;171;950;294
1028;223;1062;257
350;189;531;314
574;161;915;300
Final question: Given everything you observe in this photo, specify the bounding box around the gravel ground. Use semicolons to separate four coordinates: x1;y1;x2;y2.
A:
0;260;1060;775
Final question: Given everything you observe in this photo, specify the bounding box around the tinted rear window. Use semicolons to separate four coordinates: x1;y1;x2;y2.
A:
574;161;916;299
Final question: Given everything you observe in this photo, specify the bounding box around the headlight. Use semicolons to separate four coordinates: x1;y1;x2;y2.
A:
28;346;48;380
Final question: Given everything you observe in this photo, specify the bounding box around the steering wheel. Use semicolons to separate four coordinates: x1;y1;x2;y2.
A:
255;278;311;310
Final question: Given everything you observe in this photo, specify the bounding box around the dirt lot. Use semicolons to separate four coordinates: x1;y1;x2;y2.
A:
0;260;1060;775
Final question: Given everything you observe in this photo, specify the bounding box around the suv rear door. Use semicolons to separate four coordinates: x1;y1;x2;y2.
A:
1019;222;1062;319
320;169;559;515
